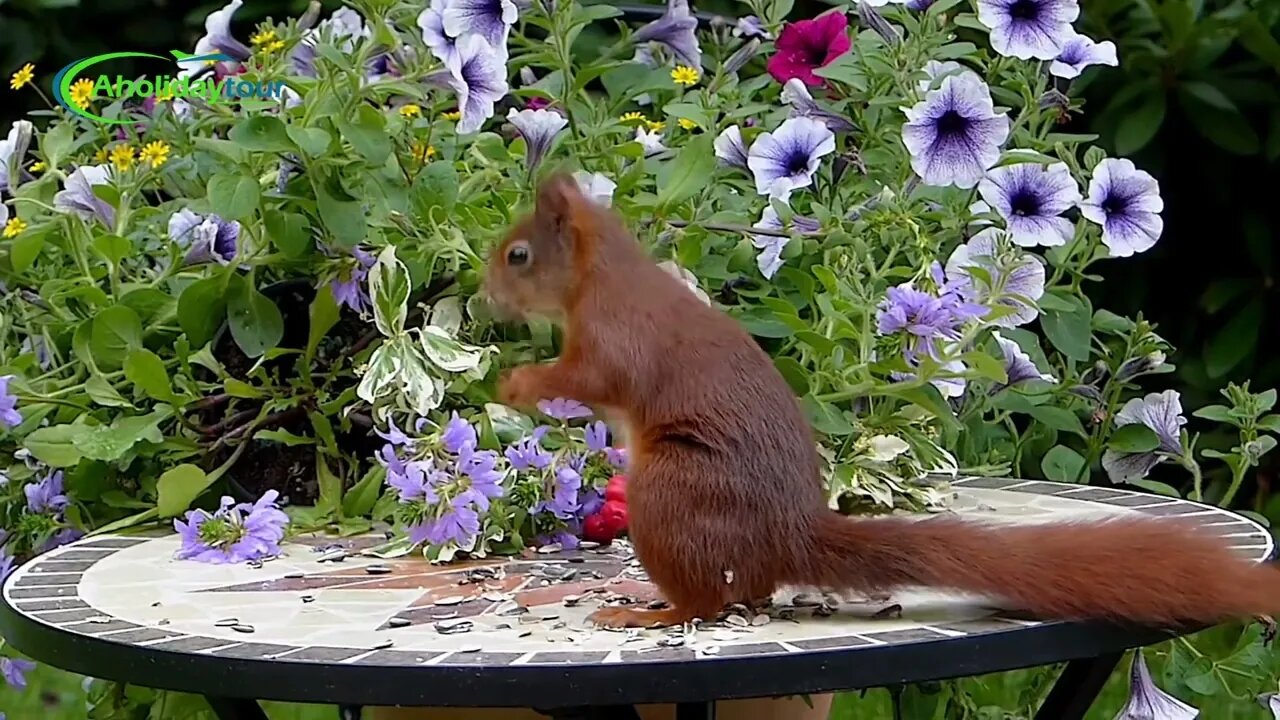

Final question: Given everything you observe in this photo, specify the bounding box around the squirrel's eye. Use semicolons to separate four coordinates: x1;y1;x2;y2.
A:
507;243;531;267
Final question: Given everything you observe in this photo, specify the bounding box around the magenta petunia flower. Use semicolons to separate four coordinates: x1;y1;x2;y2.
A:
766;12;851;87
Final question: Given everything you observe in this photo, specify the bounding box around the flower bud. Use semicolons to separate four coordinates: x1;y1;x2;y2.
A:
723;38;760;75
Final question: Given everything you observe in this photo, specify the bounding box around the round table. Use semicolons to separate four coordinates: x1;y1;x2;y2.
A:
2;476;1275;720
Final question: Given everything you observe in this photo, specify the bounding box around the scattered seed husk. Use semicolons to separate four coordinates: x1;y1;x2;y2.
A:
495;601;526;617
540;614;560;621
372;639;394;650
658;636;685;648
814;605;836;618
751;614;771;626
214;618;239;627
791;593;822;607
579;541;600;550
568;557;585;564
434;595;466;606
482;592;510;603
436;618;474;635
700;645;722;655
563;595;582;607
151;601;162;608
458;644;482;653
725;615;749;627
87;616;112;624
388;617;412;628
284;572;304;579
518;630;533;638
873;604;903;620
537;543;562;554
365;565;392;575
301;595;316;604
317;550;346;563
231;624;255;634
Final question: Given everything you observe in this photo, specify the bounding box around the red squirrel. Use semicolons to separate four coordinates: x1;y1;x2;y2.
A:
484;172;1280;630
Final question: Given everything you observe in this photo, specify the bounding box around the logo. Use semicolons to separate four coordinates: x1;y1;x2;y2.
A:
52;50;287;125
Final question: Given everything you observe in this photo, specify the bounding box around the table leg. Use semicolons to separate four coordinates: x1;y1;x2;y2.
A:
1034;652;1123;720
676;702;716;720
204;697;269;720
339;705;364;719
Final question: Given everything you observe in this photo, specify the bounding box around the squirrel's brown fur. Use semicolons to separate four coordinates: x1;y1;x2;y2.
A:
484;173;1280;629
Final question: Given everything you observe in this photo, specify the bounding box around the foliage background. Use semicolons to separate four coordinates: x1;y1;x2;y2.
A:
0;0;1278;717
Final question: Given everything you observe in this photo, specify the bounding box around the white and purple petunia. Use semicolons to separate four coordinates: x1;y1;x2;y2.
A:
447;35;510;135
976;0;1079;60
916;60;980;93
1079;158;1163;258
573;172;616;206
184;0;251;68
991;332;1056;392
631;0;702;69
53;165;115;227
634;127;667;157
747;117;836;201
441;0;520;52
713;125;749;170
507;108;567;171
780;79;856;133
1113;652;1199;720
1050;31;1118;79
946;228;1045;327
1101;389;1186;484
750;206;820;279
0;120;33;193
977;162;1081;248
418;0;459;63
168;208;241;266
901;74;1010;189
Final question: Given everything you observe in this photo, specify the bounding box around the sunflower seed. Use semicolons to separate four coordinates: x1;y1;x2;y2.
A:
813;605;836;617
372;639;394;650
726;615;749;627
495;601;526;617
436;618;474;635
214;618;239;627
317;550;346;563
87;616;112;624
537;543;562;554
873;604;903;620
364;565;392;575
482;592;511;603
301;595;316;604
657;636;685;648
388;617;412;628
568;556;585;564
284;572;304;579
563;595;582;607
751;614;771;626
579;541;600;550
231;624;255;634
791;593;822;607
458;644;482;653
434;595;465;606
700;645;722;655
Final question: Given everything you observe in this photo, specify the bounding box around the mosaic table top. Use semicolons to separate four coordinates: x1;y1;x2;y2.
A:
1;477;1275;706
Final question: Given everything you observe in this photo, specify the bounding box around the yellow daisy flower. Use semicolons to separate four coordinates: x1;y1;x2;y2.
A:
30;161;47;173
9;63;34;91
442;110;461;121
670;65;699;87
139;141;171;168
400;104;422;119
409;141;437;164
678;118;698;130
264;39;287;54
619;112;645;124
3;218;27;239
251;28;278;47
69;78;95;109
645;120;665;132
94;147;109;164
110;144;135;171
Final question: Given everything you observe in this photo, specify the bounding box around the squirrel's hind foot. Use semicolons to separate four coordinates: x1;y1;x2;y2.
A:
587;605;698;629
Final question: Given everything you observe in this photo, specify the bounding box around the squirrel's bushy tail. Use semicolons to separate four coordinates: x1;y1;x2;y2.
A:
801;512;1280;625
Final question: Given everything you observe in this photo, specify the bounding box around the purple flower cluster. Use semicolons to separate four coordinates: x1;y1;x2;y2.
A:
876;265;988;359
330;245;376;314
0;375;21;429
24;470;68;515
0;657;35;690
174;491;290;564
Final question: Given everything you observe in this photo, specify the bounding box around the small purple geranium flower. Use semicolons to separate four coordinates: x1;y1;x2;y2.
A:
441;413;479;454
1101;390;1186;484
25;470;68;515
1079;158;1163;258
447;35;510;135
167;208;240;266
0;375;21;429
630;0;702;69
977;162;1081;248
538;398;593;420
0;657;36;690
1050;31;1118;79
331;246;375;314
976;0;1079;60
747;117;836;201
506;427;554;470
902;74;1010;189
174;491;290;564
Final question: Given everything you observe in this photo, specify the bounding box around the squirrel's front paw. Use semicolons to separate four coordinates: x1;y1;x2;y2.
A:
498;366;542;408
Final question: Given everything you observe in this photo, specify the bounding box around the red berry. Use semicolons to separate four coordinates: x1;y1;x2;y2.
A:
582;514;612;543
605;475;628;503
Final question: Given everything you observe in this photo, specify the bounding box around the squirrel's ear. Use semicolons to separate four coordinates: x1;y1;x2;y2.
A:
533;172;584;236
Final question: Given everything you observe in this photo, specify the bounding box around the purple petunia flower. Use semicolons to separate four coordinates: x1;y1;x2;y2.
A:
0;375;21;429
441;413;479;454
442;0;519;52
1101;390;1186;484
630;0;702;69
1079;158;1163;258
417;0;458;64
506;427;554;470
901;74;1010;189
1;657;36;690
1050;31;1118;79
750;206;821;279
906;0;937;9
331;246;375;314
538;398;593;420
507;108;568;172
916;60;980;93
635;127;667;158
25;470;68;515
54;165;115;227
173;491;290;564
167;208;240;266
747;117;836;201
714;126;749;170
447;35;510;135
945;228;1045;327
779;79;856;134
1113;652;1198;720
991;332;1055;393
573;172;616;207
584;421;609;453
977;162;1081;248
182;0;252;66
976;0;1079;60
0;121;32;194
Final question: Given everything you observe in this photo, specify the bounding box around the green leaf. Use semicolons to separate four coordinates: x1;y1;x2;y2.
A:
264;211;312;258
1041;297;1092;361
1183;658;1222;695
207;174;261;221
124;349;180;404
1204;298;1262;378
1259;389;1276;412
90;305;144;370
1192;404;1236;424
157;464;212;517
661;101;713;129
335;105;391;164
286;125;332;156
315;172;366;247
1109;423;1160;452
1029;406;1087;437
369;245;411;337
1129;479;1182;498
305;285;341;369
773;357;810;395
316;454;344;516
224;378;265;398
74;410;171;461
41;121;76;168
801;396;856;435
255;429;315;446
90;234;131;265
228;116;295;153
411;161;460;218
1113;90;1166;155
657;133;715;209
85;374;133;408
343;465;386;518
24;424;85;467
177;276;228;348
1041;445;1085;483
10;227;46;272
88;508;159;537
965;351;1008;384
419;326;484;373
1259;414;1280;434
226;275;284;358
